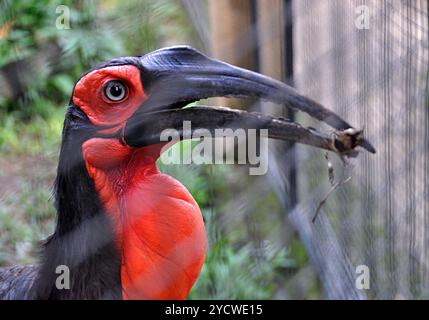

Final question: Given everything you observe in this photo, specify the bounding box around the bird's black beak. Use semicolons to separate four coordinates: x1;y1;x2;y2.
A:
123;46;375;155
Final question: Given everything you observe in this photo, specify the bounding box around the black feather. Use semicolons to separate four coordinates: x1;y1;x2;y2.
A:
1;106;122;300
29;106;122;299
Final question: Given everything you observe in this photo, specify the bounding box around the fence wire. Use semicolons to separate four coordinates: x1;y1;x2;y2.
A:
291;0;429;299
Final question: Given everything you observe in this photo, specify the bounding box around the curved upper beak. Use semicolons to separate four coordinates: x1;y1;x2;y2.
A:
123;46;375;155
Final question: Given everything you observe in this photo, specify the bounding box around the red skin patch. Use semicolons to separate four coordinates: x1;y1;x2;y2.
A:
73;65;147;127
75;65;207;299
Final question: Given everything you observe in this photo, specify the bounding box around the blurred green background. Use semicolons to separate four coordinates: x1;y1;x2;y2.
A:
0;0;318;299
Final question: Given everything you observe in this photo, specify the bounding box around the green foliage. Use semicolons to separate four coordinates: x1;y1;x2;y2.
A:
0;182;56;265
0;0;52;66
0;0;191;119
0;0;124;118
0;105;63;155
0;0;126;66
189;229;294;299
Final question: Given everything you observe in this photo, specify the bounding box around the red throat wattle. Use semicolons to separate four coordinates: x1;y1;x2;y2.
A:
82;139;206;300
74;65;206;300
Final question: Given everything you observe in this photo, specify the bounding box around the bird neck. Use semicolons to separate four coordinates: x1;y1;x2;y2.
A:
32;136;122;299
82;140;206;299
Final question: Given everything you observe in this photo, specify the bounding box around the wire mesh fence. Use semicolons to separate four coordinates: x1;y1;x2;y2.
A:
291;0;429;299
182;0;429;299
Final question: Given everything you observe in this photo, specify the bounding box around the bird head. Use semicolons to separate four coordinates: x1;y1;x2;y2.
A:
66;45;375;159
46;46;375;300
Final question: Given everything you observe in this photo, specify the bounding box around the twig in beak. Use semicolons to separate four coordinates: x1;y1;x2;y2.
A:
125;105;374;159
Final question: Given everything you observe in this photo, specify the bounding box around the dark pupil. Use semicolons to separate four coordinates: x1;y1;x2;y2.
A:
110;84;122;97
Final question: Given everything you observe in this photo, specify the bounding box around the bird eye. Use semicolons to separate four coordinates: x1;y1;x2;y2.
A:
103;80;128;102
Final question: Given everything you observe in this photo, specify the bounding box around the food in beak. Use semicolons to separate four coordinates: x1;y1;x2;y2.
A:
124;46;376;156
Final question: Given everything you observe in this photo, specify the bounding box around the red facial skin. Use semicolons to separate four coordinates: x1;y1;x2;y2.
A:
73;65;206;300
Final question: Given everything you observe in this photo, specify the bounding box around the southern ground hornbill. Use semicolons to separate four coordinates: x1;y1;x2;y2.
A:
0;46;375;300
